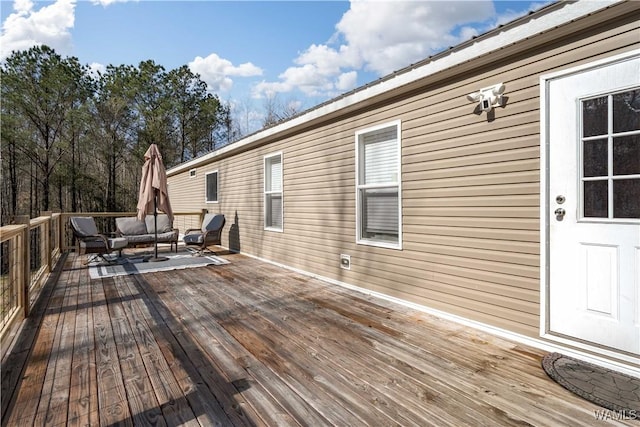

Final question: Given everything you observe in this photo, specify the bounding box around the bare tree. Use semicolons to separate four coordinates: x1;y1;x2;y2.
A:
261;93;304;128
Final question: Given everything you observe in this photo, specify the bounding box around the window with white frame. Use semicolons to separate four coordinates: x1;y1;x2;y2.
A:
264;153;283;231
356;121;402;248
205;170;218;203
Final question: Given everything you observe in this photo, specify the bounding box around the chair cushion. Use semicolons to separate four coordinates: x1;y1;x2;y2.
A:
108;237;128;250
80;239;106;249
79;238;108;255
123;234;154;244
155;231;178;242
183;233;204;245
124;231;177;244
145;214;172;233
201;214;224;232
70;217;99;237
116;217;148;235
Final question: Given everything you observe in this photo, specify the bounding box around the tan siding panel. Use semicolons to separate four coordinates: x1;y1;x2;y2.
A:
404;124;540;156
404;146;539;174
403;234;539;255
404;225;539;243
405;194;539;207
345;251;539;290
404;206;538;218
403;170;539;189
406;160;541;184
404;134;539;164
402;240;538;267
405;182;539;198
348;264;539;315
404;216;538;230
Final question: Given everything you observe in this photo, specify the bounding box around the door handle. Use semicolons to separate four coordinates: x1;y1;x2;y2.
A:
554;208;566;219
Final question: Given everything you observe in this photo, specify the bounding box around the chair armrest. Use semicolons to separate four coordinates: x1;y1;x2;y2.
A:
184;228;199;235
86;233;111;246
201;229;222;242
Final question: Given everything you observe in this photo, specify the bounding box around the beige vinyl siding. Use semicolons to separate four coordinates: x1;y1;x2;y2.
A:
168;5;639;340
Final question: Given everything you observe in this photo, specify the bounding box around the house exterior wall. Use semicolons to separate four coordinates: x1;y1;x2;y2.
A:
168;5;639;342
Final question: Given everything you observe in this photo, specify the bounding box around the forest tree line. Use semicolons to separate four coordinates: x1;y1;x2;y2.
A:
1;45;244;225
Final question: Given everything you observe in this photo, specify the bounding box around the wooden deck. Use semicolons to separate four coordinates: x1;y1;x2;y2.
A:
1;251;633;426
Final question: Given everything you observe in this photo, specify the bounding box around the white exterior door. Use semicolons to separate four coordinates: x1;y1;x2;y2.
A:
547;53;640;355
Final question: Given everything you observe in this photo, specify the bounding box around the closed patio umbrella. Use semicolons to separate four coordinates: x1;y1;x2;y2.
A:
137;144;173;262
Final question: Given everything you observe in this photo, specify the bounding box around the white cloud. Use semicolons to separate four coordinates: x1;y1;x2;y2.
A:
13;0;34;14
0;0;76;61
88;61;106;77
336;71;358;92
252;80;292;100
252;0;496;100
189;53;262;93
336;1;495;75
91;0;135;6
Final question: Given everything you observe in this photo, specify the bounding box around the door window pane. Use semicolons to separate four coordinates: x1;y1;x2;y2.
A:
613;179;640;218
582;96;608;137
584;180;608;218
583;139;608;177
613;135;640;175
613;89;640;133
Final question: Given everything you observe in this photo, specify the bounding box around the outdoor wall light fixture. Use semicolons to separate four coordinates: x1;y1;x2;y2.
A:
467;83;506;113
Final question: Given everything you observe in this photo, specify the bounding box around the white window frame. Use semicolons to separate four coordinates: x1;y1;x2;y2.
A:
264;152;283;232
355;120;402;249
578;89;640;224
189;168;197;178
204;170;218;203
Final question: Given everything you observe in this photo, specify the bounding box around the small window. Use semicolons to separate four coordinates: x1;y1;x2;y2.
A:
264;153;283;231
189;168;196;178
356;121;402;249
205;170;218;203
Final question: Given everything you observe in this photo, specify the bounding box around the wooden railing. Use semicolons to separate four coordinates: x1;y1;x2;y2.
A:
1;210;204;356
1;213;62;353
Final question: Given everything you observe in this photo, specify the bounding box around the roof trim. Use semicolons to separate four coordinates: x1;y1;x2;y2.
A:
168;0;620;176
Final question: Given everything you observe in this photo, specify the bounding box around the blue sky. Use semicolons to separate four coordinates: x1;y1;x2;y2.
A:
0;0;551;132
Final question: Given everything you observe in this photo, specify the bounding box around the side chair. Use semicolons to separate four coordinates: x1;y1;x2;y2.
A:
183;213;225;255
69;216;128;264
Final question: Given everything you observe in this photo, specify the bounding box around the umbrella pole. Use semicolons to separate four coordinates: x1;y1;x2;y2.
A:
150;188;168;262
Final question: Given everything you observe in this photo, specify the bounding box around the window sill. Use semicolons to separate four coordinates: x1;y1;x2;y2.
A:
356;239;402;250
264;227;284;233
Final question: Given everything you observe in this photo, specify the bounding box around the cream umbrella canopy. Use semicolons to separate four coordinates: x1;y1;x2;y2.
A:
137;144;173;261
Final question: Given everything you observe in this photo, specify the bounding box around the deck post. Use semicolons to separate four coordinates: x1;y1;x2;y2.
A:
12;215;30;318
42;211;52;273
57;213;63;256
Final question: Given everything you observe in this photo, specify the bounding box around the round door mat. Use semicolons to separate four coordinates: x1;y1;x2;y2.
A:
542;352;640;412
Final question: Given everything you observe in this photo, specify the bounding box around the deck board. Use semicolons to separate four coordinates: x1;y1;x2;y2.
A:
67;263;94;426
2;251;637;426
